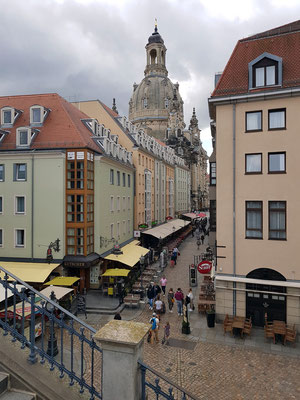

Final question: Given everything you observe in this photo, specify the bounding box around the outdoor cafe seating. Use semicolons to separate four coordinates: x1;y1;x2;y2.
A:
264;316;297;346
223;315;252;338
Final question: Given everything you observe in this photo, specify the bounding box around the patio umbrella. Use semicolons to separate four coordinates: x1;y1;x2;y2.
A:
197;212;206;218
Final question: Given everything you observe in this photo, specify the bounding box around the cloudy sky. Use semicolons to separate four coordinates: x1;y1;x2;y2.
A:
1;0;299;153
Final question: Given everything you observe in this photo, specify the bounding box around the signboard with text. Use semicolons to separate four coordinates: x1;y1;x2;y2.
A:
197;260;212;274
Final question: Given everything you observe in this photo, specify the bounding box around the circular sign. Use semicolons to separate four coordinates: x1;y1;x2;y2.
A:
197;260;212;274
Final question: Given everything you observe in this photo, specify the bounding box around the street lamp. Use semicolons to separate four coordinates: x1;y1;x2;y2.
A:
46;291;59;357
139;255;145;299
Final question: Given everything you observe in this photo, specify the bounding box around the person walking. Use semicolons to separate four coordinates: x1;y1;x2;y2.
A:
147;284;155;310
187;288;194;311
154;283;162;298
175;288;184;316
167;288;174;312
201;234;205;245
149;313;159;344
160;275;167;296
172;247;179;265
154;295;163;319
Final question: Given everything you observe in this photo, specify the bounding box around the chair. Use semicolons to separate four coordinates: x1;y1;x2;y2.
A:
284;325;297;346
242;317;252;338
223;314;233;335
264;321;274;341
198;303;206;313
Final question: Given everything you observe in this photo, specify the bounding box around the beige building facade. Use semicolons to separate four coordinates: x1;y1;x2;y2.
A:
209;21;300;330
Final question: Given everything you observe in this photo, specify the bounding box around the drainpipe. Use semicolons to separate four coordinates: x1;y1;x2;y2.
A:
232;104;236;315
31;150;35;260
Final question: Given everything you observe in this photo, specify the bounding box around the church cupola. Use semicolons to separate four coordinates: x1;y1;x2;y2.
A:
144;23;168;77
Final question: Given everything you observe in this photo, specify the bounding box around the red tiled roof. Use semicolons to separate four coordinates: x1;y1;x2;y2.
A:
0;93;102;153
212;20;300;97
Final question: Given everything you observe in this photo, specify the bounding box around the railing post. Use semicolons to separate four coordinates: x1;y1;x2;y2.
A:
27;291;37;364
140;363;146;400
94;320;149;400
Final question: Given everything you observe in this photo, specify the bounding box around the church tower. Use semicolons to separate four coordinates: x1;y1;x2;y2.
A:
129;24;185;141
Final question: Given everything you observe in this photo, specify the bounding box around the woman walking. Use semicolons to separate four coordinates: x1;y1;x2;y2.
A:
187;288;194;311
174;288;184;316
167;288;174;313
160;275;167;296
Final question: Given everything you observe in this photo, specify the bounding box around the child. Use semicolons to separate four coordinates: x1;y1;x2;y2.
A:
163;321;170;345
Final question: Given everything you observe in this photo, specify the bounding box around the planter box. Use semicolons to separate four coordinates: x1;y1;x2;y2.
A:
206;312;215;328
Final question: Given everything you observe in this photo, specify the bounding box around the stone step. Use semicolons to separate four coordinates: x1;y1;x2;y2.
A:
0;373;9;395
0;391;35;400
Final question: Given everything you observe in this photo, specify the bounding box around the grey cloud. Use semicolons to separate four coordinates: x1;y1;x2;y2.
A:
1;0;300;154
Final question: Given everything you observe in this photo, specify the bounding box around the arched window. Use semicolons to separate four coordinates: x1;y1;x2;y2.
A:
164;98;169;108
150;49;157;64
143;98;148;108
161;50;165;64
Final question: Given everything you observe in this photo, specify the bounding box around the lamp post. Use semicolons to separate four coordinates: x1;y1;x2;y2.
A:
139;255;145;299
46;291;59;357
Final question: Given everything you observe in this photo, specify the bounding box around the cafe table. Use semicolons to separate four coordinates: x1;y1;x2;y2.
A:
273;320;286;344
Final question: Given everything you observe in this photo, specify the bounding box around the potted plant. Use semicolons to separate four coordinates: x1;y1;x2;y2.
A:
206;306;215;328
182;319;191;335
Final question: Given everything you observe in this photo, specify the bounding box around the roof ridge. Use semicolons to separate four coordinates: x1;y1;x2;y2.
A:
241;19;300;42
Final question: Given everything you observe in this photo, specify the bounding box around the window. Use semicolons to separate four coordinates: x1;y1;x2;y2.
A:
143;98;148;108
268;109;286;130
0;165;4;181
269;201;286;240
210;162;216;185
31;107;41;123
16;128;30;147
164;98;169;108
117;196;120;211
123;196;126;211
15;196;25;214
117;171;120;186
246;111;262;132
0;229;2;247
123;220;126;236
0;196;2;213
117;222;120;238
128;174;131;187
2;108;12;124
122;173;126;187
110;169;114;185
110;224;114;240
15;229;25;247
245;154;262;174
209;200;216;232
246;201;263;239
128;196;130;210
14;164;27;181
268;152;286;173
110;196;114;212
255;65;276;87
249;54;282;89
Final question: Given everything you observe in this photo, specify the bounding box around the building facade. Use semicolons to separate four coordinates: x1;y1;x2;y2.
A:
209;21;300;329
0;93;134;292
72;100;189;230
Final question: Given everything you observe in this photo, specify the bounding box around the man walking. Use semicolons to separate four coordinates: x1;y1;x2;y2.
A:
174;288;184;316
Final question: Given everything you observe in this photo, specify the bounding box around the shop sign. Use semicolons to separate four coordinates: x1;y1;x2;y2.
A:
197;260;212;274
134;230;141;237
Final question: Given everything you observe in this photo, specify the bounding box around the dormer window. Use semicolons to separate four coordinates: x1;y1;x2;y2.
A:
1;107;22;127
29;105;50;126
17;128;30;147
249;52;282;90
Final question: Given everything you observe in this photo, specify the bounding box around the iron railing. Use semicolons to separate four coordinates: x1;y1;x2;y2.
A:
139;360;199;400
0;266;102;400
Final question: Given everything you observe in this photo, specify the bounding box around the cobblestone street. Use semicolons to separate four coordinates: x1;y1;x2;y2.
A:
87;234;300;399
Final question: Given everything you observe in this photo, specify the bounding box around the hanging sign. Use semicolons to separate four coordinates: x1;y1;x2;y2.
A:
197;260;212;274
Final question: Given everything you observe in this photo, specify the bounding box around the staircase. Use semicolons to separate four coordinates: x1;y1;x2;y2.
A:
0;372;36;399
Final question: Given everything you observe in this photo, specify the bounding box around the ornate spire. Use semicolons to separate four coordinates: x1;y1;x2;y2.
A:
112;98;118;114
189;107;198;129
155;18;158;33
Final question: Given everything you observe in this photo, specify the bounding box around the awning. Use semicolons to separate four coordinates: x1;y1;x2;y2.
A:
0;285;25;303
104;244;149;267
102;269;130;277
142;219;189;239
44;277;80;287
182;213;198;220
40;286;74;299
0;262;60;283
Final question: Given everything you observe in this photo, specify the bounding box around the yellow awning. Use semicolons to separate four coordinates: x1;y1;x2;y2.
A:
0;262;59;283
102;269;130;277
44;277;79;286
105;243;149;267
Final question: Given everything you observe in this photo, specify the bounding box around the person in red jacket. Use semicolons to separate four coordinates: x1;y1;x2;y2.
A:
174;288;184;316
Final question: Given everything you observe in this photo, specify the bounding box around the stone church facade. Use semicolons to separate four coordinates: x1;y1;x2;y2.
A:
129;25;209;211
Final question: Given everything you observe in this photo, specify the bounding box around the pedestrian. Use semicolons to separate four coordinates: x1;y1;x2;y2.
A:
147;283;155;310
201;234;204;245
172;247;179;265
174;288;184;316
154;295;163;319
162;321;170;345
187;288;194;311
170;253;176;267
160;275;167;296
114;312;122;320
149;313;159;344
167;288;174;313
